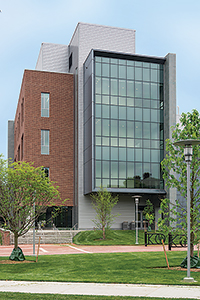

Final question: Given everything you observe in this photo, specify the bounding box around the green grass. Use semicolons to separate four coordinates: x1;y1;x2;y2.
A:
0;294;197;300
73;230;145;245
0;251;199;285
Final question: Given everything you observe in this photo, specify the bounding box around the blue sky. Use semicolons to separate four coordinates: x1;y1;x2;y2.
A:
0;0;200;158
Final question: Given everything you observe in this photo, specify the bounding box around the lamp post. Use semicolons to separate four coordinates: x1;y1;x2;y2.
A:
132;195;142;244
174;139;200;282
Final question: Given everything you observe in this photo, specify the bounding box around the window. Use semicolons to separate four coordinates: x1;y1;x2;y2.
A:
41;130;49;154
41;93;49;117
43;167;49;178
69;53;72;70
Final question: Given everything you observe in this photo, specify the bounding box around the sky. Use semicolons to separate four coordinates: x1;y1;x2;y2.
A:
0;0;200;158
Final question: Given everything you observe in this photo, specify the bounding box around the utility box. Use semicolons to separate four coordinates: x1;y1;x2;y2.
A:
122;221;129;230
130;221;135;230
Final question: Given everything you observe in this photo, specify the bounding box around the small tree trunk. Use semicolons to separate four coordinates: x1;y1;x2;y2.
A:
102;226;105;240
14;233;18;249
190;231;194;257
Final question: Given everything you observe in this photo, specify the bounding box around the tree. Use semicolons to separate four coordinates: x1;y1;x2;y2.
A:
158;109;200;256
143;199;154;230
91;187;119;239
0;157;60;254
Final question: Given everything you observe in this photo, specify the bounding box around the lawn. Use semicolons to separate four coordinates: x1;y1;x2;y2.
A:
73;229;145;245
0;251;199;285
0;294;197;300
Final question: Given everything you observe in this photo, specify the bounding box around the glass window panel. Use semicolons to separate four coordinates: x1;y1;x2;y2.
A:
111;138;118;146
95;137;101;145
135;149;142;161
135;82;142;98
151;69;158;82
151;109;159;122
143;122;150;139
127;66;134;79
151;100;159;109
119;121;126;137
119;97;126;106
95;119;101;135
111;96;118;105
135;163;142;178
143;99;151;108
135;98;143;107
102;137;109;146
119;148;126;161
119;107;126;119
102;146;110;160
143;139;150;148
151;164;160;179
143;82;150;98
41;130;49;155
151;140;159;148
95;62;101;76
135;67;142;80
151;149;160;162
127;107;134;121
151;123;159;139
102;104;110;118
127;81;134;97
95;56;101;63
95;94;101;103
111;105;118;119
111;58;118;64
143;68;150;81
111;120;118;137
102;179;110;188
127;97;134;106
102;96;109;104
95;146;101;159
143;162;151;175
135;61;143;67
95;179;101;188
102;78;109;94
135;108;142;121
95;104;101;118
111;162;118;178
119;138;126;147
119;180;126;188
119;65;126;78
127;162;134;178
119;59;126;65
151;83;158;99
160;69;164;83
143;149;150;162
102;57;109;63
111;147;118;160
111;79;118;95
119;162;126;178
95;161;101;178
160;84;164;100
119;80;126;96
111;180;118;188
127;139;134;147
102;119;110;136
143;62;150;68
111;64;118;78
135;139;142;147
102;63;109;77
127;121;134;138
41;93;49;117
127;148;134;161
95;77;101;94
127;60;134;66
143;109;150;121
102;161;109;178
135;122;142;138
151;63;158;69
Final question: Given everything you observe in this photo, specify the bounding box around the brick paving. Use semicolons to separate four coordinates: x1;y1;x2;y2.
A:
0;243;189;257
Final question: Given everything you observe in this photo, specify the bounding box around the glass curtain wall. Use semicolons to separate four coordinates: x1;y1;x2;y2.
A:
94;54;164;190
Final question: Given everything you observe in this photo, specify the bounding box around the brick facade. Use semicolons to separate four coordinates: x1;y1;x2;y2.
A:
14;70;74;206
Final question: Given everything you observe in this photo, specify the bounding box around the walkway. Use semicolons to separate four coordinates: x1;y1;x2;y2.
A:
0;243;189;256
0;281;199;298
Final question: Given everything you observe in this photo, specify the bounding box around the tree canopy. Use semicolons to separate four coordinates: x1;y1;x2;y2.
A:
158;109;200;256
0;157;60;250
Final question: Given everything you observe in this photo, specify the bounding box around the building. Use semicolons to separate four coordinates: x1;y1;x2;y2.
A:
8;22;176;229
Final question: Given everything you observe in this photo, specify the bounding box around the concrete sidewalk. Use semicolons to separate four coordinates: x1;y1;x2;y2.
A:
0;281;199;298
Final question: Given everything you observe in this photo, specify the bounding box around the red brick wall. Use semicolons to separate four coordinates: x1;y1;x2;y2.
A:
14;70;74;206
0;229;10;246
